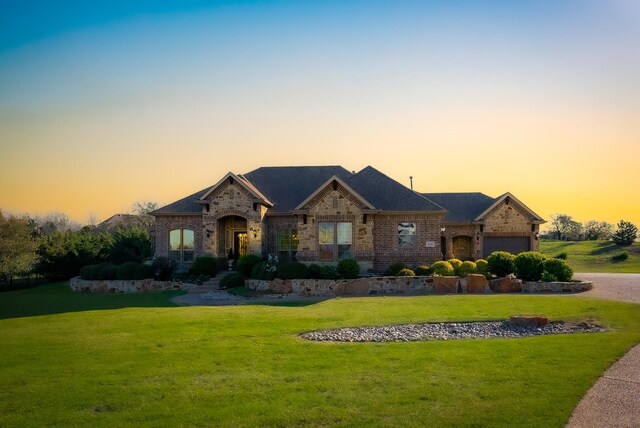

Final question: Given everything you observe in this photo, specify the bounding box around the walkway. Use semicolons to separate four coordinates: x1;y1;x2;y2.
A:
566;273;640;428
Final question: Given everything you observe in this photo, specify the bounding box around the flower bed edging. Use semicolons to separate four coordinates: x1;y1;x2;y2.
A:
69;277;194;293
246;275;592;297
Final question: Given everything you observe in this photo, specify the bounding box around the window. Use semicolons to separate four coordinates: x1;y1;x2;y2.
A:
319;221;352;260
169;228;194;262
278;229;299;262
398;223;416;248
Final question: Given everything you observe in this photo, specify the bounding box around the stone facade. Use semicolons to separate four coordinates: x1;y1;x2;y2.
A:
482;200;540;252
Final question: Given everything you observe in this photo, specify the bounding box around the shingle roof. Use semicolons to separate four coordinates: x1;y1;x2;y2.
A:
151;187;209;215
347;166;445;212
421;192;496;223
242;166;353;212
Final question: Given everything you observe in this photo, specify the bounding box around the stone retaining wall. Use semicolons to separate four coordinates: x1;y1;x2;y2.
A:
69;277;194;293
246;275;592;297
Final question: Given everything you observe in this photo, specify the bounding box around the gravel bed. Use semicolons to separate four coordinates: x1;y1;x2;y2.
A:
200;291;244;301
300;321;604;342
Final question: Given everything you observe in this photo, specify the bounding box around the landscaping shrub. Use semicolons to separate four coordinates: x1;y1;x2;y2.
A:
447;259;463;271
250;261;277;280
542;258;573;282
96;263;118;280
152;257;177;281
236;254;262;277
116;262;153;280
397;268;415;277
337;259;360;279
457;261;477;277
319;265;339;280
475;259;490;278
555;252;568;260
513;252;547;282
611;251;629;262
384;262;409;276
79;264;100;280
109;226;152;264
307;264;323;279
277;262;309;279
414;265;432;276
189;256;217;277
487;251;515;277
431;261;455;276
220;272;246;289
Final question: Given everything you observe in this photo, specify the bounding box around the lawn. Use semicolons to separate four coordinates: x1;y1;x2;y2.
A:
539;239;640;273
1;283;639;427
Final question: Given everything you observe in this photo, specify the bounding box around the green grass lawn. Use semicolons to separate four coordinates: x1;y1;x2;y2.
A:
1;283;639;427
539;240;640;273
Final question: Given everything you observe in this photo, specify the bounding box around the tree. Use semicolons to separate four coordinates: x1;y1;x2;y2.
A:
0;211;38;288
109;226;153;264
549;214;583;241
611;220;638;246
583;220;613;240
131;201;157;230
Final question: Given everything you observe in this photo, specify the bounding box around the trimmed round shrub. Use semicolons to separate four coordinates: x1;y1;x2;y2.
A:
555;252;568;260
612;251;629;262
189;256;217;277
457;261;477;277
414;265;432;276
220;272;245;289
79;264;100;280
152;257;178;281
397;268;415;277
475;259;490;277
337;259;360;279
513;251;547;281
487;251;515;277
319;265;339;280
447;259;463;271
236;254;261;277
134;263;154;280
307;263;323;279
116;262;140;280
250;261;276;280
277;262;309;279
383;262;409;276
542;258;573;282
96;263;118;280
541;271;556;282
431;261;455;276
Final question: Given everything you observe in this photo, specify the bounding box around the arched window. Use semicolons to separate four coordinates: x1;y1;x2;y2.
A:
169;228;194;262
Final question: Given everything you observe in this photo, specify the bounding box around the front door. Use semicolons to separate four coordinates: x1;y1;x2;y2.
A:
234;232;248;258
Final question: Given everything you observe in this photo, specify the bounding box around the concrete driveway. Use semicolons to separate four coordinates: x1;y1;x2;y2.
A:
573;273;640;303
566;273;640;428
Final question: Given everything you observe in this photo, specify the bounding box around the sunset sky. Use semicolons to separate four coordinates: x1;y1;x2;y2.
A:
1;1;639;229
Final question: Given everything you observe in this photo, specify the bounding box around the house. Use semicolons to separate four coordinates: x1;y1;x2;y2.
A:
151;166;545;273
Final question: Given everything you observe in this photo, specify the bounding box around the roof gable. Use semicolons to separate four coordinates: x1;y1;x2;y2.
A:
346;166;445;212
198;172;273;207
474;192;545;223
242;166;353;212
294;175;376;211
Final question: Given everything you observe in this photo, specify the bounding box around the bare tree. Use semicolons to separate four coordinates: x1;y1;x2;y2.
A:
130;201;158;229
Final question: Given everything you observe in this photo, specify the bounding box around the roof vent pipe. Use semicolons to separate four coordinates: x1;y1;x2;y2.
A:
409;176;413;190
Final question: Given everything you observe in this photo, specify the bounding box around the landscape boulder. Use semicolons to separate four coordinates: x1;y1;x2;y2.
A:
509;315;549;327
489;276;523;293
269;279;293;294
433;276;459;294
466;274;489;293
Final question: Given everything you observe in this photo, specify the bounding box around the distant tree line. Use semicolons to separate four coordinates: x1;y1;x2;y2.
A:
542;214;637;245
0;203;157;290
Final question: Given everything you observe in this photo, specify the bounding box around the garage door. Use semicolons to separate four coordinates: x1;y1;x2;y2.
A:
483;237;530;258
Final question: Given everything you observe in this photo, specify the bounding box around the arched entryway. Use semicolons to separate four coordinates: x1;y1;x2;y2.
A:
217;215;248;259
452;236;473;260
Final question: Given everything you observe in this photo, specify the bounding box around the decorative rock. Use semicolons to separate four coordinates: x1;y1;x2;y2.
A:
466;274;488;293
269;279;293;294
489;277;523;293
433;276;458;294
509;315;549;327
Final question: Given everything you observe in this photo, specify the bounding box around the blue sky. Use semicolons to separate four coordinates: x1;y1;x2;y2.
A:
1;1;639;226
